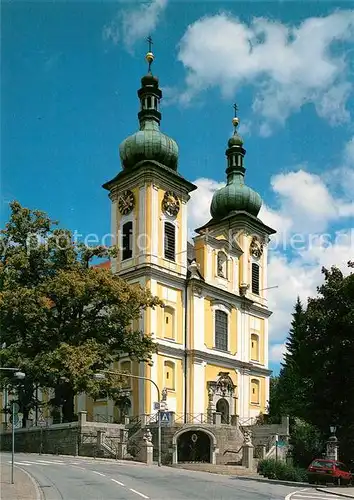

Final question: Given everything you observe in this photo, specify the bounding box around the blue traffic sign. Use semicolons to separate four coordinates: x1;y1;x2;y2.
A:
160;411;171;424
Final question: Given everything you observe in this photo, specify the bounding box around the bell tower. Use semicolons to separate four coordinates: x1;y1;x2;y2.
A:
103;40;196;278
102;39;196;416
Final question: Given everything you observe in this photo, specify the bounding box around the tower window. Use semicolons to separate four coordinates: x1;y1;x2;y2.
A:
122;221;133;260
215;310;228;351
163;306;175;339
164;360;175;390
252;263;260;295
147;96;152;108
251;379;260;405
164;222;175;261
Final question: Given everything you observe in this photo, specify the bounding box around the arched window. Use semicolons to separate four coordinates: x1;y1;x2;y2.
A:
252;263;260;294
122;221;133;260
120;360;131;389
164;306;175;340
217;251;227;278
251;334;259;361
251;378;260;405
164;360;175;390
215;310;228;351
164;222;175;261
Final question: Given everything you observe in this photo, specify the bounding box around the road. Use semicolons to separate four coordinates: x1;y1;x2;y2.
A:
286;490;349;500
2;452;296;500
2;453;347;500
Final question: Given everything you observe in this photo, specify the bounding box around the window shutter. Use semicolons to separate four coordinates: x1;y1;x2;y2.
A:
164;222;175;261
252;263;260;294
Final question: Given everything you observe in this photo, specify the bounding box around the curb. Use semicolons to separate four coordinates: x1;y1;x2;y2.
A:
232;475;317;488
14;465;43;500
316;488;354;499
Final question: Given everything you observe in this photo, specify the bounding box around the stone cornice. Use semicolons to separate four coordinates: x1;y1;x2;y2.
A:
103;162;197;199
188;349;272;376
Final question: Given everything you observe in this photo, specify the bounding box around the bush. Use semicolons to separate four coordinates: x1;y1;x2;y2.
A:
257;459;308;482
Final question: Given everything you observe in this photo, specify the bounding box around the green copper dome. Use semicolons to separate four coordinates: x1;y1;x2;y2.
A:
119;47;179;171
210;180;262;218
210;112;262;220
119;120;178;171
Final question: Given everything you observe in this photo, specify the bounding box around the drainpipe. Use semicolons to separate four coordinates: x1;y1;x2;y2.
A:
184;278;189;424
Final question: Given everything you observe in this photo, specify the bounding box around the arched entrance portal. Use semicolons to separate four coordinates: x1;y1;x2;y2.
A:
216;398;229;424
177;430;211;463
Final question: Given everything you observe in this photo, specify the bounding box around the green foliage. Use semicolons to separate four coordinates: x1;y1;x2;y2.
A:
267;264;354;465
257;459;308;482
289;419;324;469
0;201;163;423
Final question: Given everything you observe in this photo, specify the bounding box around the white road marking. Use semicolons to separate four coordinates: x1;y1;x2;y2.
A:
72;466;86;471
111;478;125;486
92;471;106;477
129;488;149;499
12;461;33;466
37;460;64;465
286;490;345;500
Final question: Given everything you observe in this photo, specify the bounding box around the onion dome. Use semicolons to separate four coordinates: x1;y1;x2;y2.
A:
119;41;178;171
210;107;262;220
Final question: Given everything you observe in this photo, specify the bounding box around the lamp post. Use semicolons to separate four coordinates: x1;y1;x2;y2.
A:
0;368;26;484
93;370;162;467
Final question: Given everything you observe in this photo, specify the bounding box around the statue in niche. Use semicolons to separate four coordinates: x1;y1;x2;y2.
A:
217;252;226;278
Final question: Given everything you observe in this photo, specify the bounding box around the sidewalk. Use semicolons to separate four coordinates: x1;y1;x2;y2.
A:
316;487;354;499
0;463;41;500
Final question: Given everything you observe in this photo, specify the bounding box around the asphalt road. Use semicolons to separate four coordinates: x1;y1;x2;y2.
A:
0;453;343;500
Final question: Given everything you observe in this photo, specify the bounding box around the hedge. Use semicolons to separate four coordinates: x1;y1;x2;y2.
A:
257;459;308;482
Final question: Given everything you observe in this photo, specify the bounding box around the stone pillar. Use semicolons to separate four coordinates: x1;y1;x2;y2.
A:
213;412;222;426
326;436;338;461
97;429;105;447
230;414;239;427
138;442;154;465
242;444;254;469
78;411;87;426
258;444;266;460
138;429;154;465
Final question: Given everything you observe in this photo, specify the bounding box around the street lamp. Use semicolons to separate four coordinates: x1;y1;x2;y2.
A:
330;425;336;435
93;370;162;467
0;368;26;484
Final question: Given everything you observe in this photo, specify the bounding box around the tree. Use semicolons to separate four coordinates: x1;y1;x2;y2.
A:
268;297;309;420
302;264;354;462
0;201;163;423
268;264;354;464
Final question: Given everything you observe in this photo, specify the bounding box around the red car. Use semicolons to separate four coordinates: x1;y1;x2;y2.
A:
307;459;352;485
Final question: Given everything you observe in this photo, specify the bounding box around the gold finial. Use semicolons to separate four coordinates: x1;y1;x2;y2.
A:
232;103;239;129
145;36;154;72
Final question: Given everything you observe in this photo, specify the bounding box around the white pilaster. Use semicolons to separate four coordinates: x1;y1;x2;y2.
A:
111;199;117;274
151;185;158;263
181;200;187;271
264;319;269;368
138;185;146;257
242;370;250;419
193;293;205;350
150;352;159;414
193;361;205;414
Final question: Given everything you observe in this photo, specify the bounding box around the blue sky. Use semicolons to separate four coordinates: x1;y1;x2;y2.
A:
2;1;354;373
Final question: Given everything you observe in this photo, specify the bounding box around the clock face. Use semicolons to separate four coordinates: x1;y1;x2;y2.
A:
118;190;135;215
162;191;180;217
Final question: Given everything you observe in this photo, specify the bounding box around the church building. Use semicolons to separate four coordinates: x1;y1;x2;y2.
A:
80;46;276;425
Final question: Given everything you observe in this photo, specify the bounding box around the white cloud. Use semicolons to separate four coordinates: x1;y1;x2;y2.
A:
187;136;354;364
187;178;224;234
103;0;167;51
269;343;287;364
177;11;354;133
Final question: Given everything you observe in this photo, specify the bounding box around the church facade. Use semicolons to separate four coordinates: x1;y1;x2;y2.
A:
80;47;277;425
